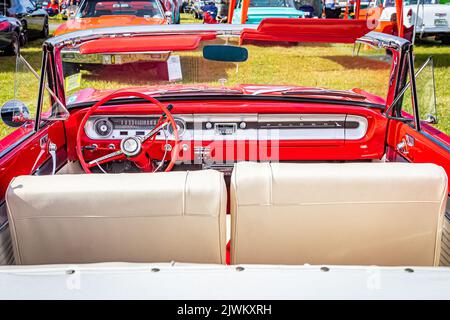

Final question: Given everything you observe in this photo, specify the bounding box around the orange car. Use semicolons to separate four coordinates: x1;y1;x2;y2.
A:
54;0;169;36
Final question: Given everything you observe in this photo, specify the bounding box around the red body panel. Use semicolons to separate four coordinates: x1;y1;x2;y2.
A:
0;122;66;200
387;120;450;190
241;19;371;44
0;124;35;152
78;34;217;54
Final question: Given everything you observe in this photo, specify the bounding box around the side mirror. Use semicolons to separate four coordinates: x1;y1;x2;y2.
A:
1;100;32;128
423;113;438;125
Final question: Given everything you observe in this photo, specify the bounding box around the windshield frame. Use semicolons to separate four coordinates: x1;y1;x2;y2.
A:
43;26;410;112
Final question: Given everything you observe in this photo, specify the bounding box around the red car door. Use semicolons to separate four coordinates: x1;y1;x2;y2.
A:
386;56;449;266
0;55;67;265
386;57;450;187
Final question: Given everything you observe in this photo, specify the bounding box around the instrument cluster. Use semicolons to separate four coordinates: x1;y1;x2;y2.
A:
85;115;188;140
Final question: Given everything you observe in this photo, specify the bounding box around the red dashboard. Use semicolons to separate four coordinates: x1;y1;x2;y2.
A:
65;99;389;166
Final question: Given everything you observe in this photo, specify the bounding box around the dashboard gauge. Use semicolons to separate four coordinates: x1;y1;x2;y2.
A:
167;118;186;137
94;118;113;137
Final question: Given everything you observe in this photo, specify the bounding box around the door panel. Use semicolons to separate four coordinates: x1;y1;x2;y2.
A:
0;120;66;266
0;121;66;199
386;53;450;266
387;120;450;184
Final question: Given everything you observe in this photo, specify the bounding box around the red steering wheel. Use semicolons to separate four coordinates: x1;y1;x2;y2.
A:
76;91;180;174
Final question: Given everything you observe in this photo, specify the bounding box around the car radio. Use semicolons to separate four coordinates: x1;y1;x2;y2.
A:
214;123;237;135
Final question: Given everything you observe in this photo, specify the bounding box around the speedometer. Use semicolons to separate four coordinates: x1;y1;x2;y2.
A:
166;118;186;137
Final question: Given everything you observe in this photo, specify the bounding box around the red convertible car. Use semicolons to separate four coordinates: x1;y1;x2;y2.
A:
0;20;449;299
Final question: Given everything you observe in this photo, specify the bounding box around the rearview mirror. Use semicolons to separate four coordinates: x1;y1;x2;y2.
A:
203;45;248;62
1;100;32;128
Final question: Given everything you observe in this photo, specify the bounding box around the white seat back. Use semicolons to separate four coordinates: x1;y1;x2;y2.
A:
231;162;448;266
7;170;227;265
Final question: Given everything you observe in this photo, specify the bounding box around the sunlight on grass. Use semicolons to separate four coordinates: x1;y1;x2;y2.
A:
413;43;450;135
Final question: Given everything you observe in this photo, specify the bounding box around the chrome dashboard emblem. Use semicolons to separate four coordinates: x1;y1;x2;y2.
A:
120;137;142;157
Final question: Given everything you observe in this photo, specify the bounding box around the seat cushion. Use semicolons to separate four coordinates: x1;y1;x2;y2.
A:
7;170;227;265
231;162;448;266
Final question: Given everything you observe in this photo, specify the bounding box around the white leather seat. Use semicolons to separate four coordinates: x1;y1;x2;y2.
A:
231;162;448;266
7;170;227;265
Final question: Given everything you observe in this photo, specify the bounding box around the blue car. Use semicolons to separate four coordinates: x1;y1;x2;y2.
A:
231;0;310;24
0;14;25;55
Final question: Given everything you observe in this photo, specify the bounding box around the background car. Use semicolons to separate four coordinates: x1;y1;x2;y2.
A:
358;0;450;43
54;0;168;35
230;0;311;24
0;14;24;55
0;0;49;39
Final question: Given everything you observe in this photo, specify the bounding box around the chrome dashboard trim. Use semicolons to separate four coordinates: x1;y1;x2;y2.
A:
84;114;369;141
345;115;368;140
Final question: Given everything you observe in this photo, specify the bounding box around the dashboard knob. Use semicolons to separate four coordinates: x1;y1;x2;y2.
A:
239;122;247;129
205;122;213;130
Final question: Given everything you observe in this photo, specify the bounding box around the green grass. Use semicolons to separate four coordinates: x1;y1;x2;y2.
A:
0;21;449;141
413;40;450;134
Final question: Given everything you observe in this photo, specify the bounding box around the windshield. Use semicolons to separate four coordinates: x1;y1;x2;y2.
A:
60;35;392;106
76;0;164;18
384;0;438;7
249;0;295;7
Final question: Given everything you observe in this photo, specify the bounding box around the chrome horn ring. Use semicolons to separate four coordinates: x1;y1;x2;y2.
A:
120;136;142;157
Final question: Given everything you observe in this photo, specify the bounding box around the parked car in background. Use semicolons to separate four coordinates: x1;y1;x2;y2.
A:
0;0;49;39
358;0;450;43
382;0;450;43
230;0;311;24
0;13;24;55
54;0;168;36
